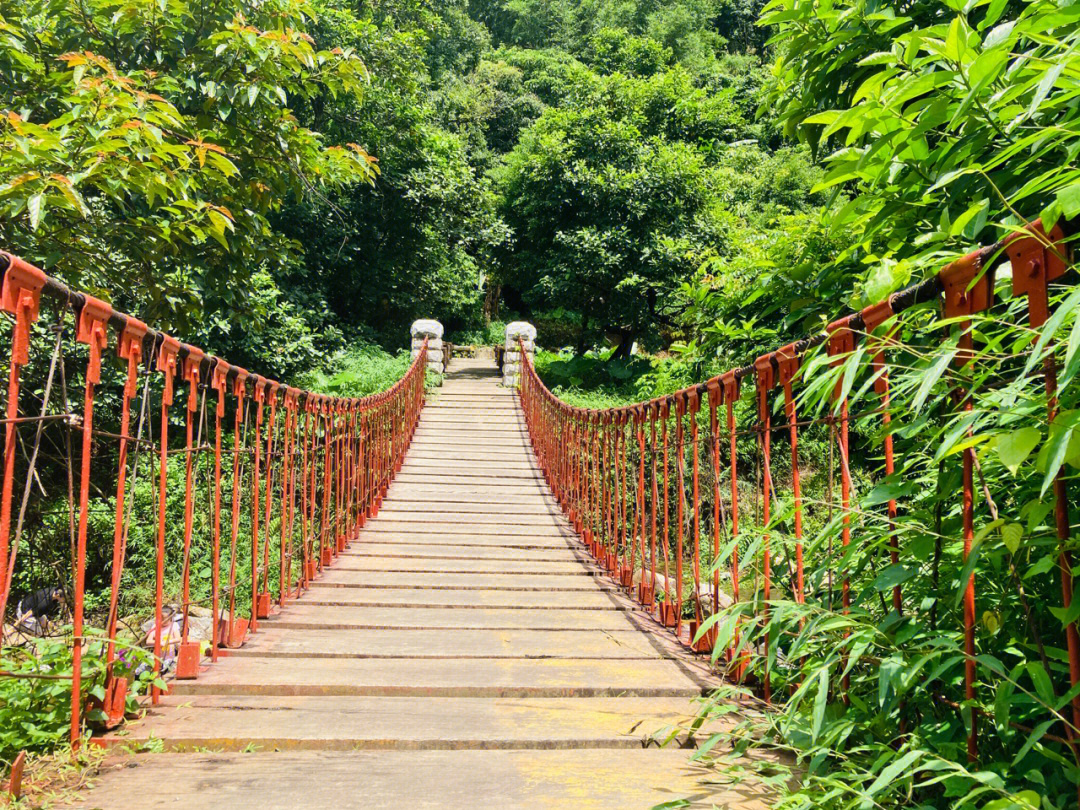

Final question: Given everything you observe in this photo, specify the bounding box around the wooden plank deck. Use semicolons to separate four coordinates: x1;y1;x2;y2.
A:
68;357;770;809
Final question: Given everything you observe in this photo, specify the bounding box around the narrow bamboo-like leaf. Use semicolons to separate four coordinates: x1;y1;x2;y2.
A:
913;344;957;413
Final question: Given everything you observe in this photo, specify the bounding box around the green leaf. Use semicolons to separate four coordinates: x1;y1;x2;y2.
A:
1000;523;1023;554
27;192;43;230
949;200;987;236
984;791;1041;810
1026;661;1055;705
811;667;828;742
1012;720;1055;766
1055;184;1080;220
944;17;965;62
1040;410;1080;497
1028;63;1065;120
866;750;923;796
862;479;917;507
994;678;1015;734
874;563;918;592
912;344;957;413
996;427;1040;475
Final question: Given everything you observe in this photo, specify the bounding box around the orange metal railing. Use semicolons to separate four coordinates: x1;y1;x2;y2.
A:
517;222;1078;761
0;252;428;743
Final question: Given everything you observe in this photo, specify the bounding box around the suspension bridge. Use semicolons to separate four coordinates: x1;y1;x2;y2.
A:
64;357;760;809
1;219;1077;807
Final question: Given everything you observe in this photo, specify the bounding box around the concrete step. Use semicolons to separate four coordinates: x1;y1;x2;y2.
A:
64;749;769;810
332;554;595;570
359;522;574;537
167;655;716;697
225;627;681;660
348;536;580;551
262;605;645;630
291;587;628;609
378;501;564;515
101;696;698;751
308;571;611;591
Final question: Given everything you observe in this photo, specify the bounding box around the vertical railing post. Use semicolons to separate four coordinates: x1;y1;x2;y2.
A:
826;320;855;698
776;344;805;611
940;249;994;762
250;378;265;632
660;400;675;627
706;378;722;652
1007;225;1080;749
153;335;180;702
227;368;249;647
258;382;280;618
0;256;46;625
721;370;744;678
754;353;776;704
176;345;204;680
688;389;705;650
102;316;147;726
70;296;111;743
674;394;686;639
210;358;230;661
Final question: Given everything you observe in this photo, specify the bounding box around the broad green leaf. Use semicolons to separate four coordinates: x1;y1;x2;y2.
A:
1027;63;1065;120
1026;661;1055;705
1012;719;1055;766
1000;523;1023;554
1056;183;1080;219
27;191;43;230
983;791;1041;810
866;750;923;796
874;563;918;592
996;427;1040;475
949;200;987;236
1040;410;1080;497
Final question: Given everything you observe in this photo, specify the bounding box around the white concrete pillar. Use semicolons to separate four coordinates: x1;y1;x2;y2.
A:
411;319;444;379
502;321;536;387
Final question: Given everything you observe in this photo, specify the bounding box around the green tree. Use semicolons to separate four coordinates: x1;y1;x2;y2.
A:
0;0;377;330
761;0;1080;302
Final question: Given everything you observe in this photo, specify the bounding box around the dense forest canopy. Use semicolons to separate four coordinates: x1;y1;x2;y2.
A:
3;0;1075;373
2;0;814;371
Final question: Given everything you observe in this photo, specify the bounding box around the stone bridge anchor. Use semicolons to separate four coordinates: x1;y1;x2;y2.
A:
502;321;536;387
411;319;444;382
